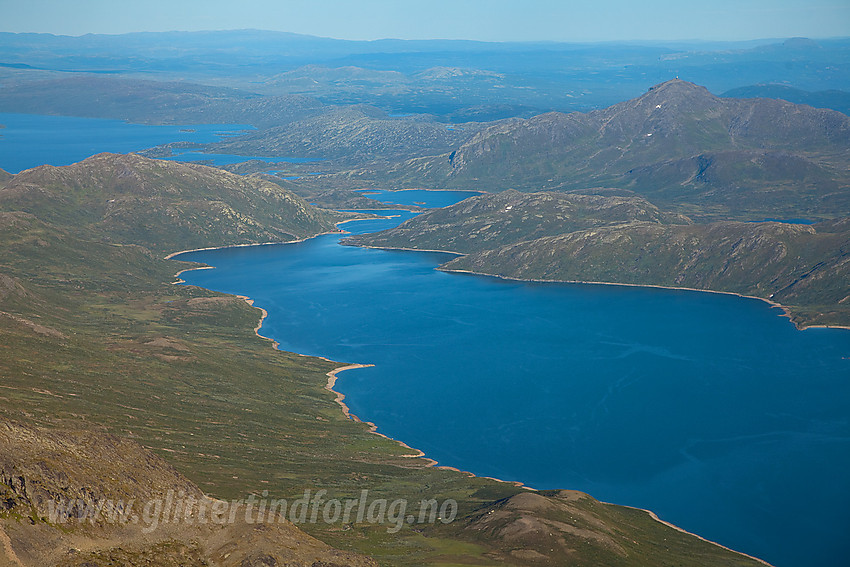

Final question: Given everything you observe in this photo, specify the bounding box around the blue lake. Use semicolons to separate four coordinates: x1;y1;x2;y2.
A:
176;193;850;567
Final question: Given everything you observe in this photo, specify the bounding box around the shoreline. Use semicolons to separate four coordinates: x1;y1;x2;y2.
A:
163;228;345;261
323;363;531;488
164;220;776;567
335;207;422;213
341;242;464;256
435;266;850;332
357;187;485;196
613;504;775;567
166;232;533;485
345;238;850;331
324;364;431;461
320;345;778;565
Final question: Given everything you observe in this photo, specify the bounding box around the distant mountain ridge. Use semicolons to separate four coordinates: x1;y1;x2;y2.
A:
721;84;850;115
366;79;850;219
4;32;849;130
0;76;325;127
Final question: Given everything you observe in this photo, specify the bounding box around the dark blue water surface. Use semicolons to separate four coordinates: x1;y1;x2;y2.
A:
175;195;850;567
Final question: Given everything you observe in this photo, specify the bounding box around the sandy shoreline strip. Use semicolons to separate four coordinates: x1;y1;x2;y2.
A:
324;364;446;463
613;503;775;566
323;364;536;489
343;242;464;256
325;365;529;488
164;229;344;261
323;364;432;462
325;360;772;564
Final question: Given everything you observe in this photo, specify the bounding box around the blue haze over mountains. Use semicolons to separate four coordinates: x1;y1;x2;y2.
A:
1;31;848;118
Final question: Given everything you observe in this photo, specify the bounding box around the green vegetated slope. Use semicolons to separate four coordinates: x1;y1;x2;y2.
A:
359;79;850;220
345;80;850;328
3;153;345;252
348;189;690;253
347;190;850;328
0;155;766;567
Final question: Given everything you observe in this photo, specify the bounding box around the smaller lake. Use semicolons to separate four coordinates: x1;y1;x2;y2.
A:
357;188;483;209
0;113;307;174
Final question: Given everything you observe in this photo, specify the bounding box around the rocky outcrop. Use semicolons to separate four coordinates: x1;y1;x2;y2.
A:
0;417;378;567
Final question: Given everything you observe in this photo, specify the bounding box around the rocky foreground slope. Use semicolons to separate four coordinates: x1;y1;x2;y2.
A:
0;417;377;567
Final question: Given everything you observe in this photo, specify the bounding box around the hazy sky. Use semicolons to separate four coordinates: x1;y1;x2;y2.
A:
2;0;848;41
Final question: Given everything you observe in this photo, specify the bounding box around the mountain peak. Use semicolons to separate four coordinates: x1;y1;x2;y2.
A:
608;79;720;117
644;79;714;99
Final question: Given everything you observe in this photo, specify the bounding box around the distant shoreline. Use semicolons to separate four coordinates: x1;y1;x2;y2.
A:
358;187;485;196
437;266;850;331
342;242;464;256
346;242;850;331
163;229;343;261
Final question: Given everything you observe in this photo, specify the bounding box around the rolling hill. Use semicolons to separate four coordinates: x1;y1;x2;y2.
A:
346;189;691;253
0;152;347;252
0;416;377;567
0;76;326;127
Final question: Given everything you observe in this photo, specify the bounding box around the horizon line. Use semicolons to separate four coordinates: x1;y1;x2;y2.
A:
2;29;849;45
